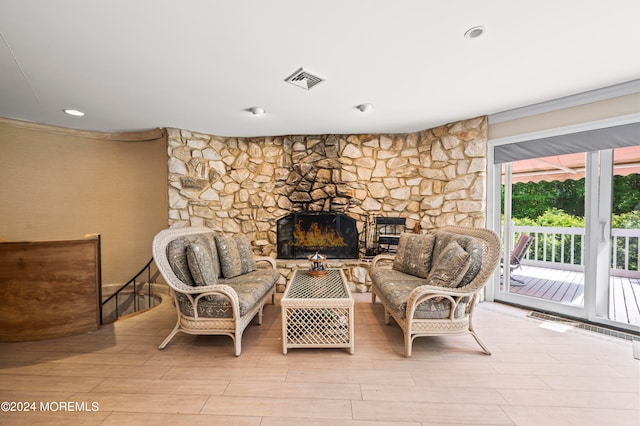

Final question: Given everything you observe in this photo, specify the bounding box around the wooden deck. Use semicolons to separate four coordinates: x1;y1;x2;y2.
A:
503;265;640;327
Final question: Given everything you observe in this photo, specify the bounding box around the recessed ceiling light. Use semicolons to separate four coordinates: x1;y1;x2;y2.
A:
464;26;485;39
357;103;373;112
63;108;85;117
249;107;265;116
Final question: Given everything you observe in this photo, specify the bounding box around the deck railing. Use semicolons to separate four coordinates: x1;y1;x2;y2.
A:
512;225;640;277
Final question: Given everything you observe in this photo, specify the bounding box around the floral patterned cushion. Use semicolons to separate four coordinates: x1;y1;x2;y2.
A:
392;233;436;278
370;268;467;319
371;231;485;320
426;240;471;288
176;268;279;318
215;235;243;278
167;233;221;286
431;231;483;288
201;232;222;279
414;297;467;319
369;268;427;288
186;241;217;286
166;237;195;286
234;235;256;274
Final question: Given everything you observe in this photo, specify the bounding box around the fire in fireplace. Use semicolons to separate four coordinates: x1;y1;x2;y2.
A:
277;212;359;259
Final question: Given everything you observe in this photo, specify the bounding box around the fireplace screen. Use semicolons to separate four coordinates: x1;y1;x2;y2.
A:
277;213;358;259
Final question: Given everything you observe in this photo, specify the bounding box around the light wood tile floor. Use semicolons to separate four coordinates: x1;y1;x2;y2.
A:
0;292;638;425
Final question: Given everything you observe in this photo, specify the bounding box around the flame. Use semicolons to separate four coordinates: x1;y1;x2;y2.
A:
291;220;348;248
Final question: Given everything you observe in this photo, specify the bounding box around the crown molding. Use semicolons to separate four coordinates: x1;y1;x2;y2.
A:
489;79;640;124
489;113;640;147
0;117;165;142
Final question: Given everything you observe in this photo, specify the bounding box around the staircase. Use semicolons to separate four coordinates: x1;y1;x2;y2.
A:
101;258;166;323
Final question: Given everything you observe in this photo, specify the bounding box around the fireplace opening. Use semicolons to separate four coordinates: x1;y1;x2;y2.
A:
277;212;359;259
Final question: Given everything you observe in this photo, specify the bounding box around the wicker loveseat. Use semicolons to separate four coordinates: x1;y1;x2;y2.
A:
152;227;278;356
369;226;500;357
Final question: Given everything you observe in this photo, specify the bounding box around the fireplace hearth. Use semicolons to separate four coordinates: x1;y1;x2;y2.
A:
277;213;359;259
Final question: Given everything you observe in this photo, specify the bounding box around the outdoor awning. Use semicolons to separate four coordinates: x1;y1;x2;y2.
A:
505;146;640;184
495;121;640;183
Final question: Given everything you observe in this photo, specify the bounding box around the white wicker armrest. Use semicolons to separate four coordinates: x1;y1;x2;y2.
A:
409;284;476;298
255;256;277;269
190;283;241;319
372;254;395;268
405;284;476;321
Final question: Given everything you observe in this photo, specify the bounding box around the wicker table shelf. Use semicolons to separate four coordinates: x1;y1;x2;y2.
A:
281;269;355;354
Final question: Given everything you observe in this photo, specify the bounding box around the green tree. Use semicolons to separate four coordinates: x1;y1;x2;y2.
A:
505;174;640;219
612;174;640;214
508;181;557;219
503;173;640;270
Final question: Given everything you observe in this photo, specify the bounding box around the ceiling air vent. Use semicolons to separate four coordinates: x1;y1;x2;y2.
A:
285;68;324;90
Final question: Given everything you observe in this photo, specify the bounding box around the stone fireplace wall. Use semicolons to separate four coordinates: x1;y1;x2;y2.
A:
166;115;488;260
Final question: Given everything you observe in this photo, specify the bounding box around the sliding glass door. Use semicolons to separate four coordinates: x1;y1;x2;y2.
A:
490;122;640;333
602;146;640;327
501;153;587;310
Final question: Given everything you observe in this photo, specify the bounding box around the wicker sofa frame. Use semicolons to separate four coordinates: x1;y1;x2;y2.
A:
152;227;277;356
370;226;500;357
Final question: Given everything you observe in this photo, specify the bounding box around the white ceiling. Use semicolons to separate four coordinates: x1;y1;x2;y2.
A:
1;0;639;137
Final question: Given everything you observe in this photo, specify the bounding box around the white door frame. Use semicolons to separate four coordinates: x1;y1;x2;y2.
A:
486;114;640;333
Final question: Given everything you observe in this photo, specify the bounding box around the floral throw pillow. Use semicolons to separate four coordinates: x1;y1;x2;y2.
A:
215;235;243;278
186;241;218;287
426;240;471;288
234;235;256;274
166;237;195;286
393;233;436;279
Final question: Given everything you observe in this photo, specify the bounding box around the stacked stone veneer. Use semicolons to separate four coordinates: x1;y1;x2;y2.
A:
167;116;488;291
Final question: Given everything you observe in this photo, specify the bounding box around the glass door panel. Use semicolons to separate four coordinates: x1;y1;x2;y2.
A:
607;146;640;327
499;153;587;315
497;146;640;332
493;125;640;333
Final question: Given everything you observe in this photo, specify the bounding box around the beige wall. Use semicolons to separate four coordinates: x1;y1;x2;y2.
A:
2;91;634;284
489;93;640;139
0;121;168;284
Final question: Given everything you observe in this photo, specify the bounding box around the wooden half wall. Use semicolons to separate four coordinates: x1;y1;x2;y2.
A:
0;236;101;341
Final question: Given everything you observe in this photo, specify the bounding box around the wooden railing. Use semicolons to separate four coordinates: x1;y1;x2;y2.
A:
512;225;640;277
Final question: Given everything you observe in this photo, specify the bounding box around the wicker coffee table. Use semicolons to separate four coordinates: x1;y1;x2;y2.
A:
281;269;355;354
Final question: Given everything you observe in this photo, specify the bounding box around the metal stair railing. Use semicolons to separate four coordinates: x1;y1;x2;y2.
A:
101;258;161;323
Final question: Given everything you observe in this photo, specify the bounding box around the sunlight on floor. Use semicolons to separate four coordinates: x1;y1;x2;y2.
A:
539;321;575;333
